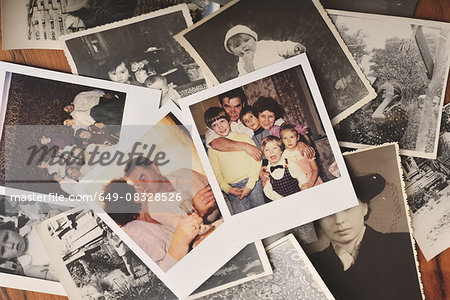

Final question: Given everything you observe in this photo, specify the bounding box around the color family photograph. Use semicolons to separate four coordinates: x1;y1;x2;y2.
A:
182;55;358;243
0;62;159;198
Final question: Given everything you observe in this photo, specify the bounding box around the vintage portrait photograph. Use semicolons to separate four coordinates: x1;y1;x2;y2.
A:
182;55;359;243
0;62;159;198
175;0;376;124
331;11;450;159
196;235;333;300
1;0;218;50
402;104;450;260
0;194;70;295
62;4;207;108
35;206;178;300
304;143;424;300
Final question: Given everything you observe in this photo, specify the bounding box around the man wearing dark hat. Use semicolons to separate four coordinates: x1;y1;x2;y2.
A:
310;173;422;300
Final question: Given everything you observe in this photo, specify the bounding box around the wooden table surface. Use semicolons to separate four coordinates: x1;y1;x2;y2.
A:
1;0;449;299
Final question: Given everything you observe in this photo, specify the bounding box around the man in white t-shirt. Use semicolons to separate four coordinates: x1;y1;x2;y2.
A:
206;87;263;161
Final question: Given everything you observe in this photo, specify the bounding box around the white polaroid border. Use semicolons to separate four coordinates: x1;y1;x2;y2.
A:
0;272;66;296
187;240;272;299
74;104;252;299
265;234;335;300
342;142;425;299
329;10;450;159
181;54;359;245
0;61;161;195
174;0;377;125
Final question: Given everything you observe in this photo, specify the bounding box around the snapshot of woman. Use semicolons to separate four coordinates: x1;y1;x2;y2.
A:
102;179;207;272
309;173;422;300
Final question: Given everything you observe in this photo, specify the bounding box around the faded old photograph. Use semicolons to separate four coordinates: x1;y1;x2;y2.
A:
198;235;334;300
402;104;450;260
62;5;207;108
35;206;177;300
321;0;418;17
0;195;71;283
175;0;376;124
304;143;423;300
1;0;219;50
188;242;271;299
331;12;450;159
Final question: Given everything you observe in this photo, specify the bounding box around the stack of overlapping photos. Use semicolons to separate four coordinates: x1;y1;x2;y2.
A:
0;0;449;299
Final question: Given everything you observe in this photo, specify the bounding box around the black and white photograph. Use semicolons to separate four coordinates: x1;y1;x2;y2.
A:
1;0;219;50
321;0;419;17
175;0;376;124
35;206;178;300
195;235;334;300
0;62;159;198
182;54;359;244
0;194;70;295
188;242;272;299
401;104;450;260
304;143;424;300
331;11;450;159
62;4;208;108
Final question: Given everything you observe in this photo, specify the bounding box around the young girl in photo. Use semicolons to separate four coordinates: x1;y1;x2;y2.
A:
276;123;323;189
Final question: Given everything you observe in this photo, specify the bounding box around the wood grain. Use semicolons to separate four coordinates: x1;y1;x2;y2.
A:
0;0;449;299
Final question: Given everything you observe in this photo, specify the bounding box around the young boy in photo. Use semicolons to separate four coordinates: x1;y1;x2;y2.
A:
145;74;182;107
261;135;307;200
105;58;141;86
240;105;268;149
204;107;265;214
224;25;306;76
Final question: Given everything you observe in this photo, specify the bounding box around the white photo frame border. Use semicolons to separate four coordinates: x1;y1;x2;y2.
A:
181;54;359;245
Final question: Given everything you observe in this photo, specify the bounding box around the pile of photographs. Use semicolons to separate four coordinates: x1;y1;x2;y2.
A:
0;0;449;299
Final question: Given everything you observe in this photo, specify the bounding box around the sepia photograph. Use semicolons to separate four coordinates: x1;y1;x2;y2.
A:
402;104;450;260
175;0;376;124
1;0;219;50
0;62;159;198
35;206;178;300
197;235;334;300
321;0;418;17
181;55;358;243
62;4;207;108
331;11;450;159
304;143;424;300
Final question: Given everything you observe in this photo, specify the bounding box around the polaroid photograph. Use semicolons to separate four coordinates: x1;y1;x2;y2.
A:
35;205;179;300
1;0;219;50
304;143;424;300
0;194;70;296
181;54;358;244
321;0;418;17
402;104;450;260
0;61;160;199
196;234;334;300
72;104;262;298
187;241;271;299
175;0;376;124
330;11;450;159
61;4;208;109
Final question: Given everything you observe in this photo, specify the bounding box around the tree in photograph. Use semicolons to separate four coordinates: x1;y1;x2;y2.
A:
369;37;429;102
337;24;369;64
